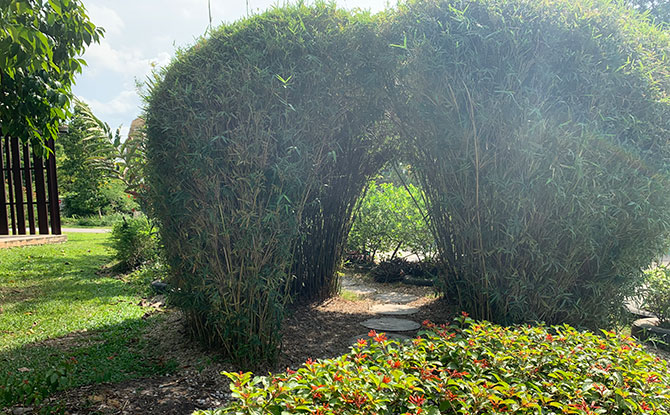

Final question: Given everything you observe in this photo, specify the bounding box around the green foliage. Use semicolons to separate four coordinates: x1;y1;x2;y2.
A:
642;266;670;327
111;216;158;270
199;317;670;415
348;180;434;261
0;357;75;407
145;3;390;364
389;0;670;328
0;0;103;148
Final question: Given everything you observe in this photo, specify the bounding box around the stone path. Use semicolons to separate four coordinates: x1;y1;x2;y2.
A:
342;274;424;343
361;317;420;332
369;304;420;316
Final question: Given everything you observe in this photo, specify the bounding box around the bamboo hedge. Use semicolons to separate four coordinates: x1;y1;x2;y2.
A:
145;0;670;365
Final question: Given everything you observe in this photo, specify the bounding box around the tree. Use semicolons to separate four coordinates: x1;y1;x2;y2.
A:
57;99;118;216
57;101;146;217
112;117;147;200
0;0;103;149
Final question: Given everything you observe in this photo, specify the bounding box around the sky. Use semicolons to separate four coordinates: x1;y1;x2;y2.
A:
72;0;389;138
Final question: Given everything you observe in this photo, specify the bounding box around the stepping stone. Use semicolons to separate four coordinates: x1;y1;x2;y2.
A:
350;333;411;345
373;292;419;304
370;304;419;316
340;277;359;288
361;317;421;332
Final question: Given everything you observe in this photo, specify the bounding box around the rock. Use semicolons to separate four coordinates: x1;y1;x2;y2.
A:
361;317;421;332
631;317;670;351
11;407;33;415
624;301;655;319
370;304;419;316
151;280;169;294
373;292;419;304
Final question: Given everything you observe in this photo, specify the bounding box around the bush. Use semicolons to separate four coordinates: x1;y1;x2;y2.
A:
348;180;435;262
145;4;390;364
110;216;158;270
390;0;670;328
0;357;76;408
199;317;670;414
369;258;438;285
642;266;670;328
369;258;409;283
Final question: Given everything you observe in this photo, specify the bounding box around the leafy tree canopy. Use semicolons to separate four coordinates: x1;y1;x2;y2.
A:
0;0;103;150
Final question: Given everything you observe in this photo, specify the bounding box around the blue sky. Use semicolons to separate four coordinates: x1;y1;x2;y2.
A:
72;0;389;138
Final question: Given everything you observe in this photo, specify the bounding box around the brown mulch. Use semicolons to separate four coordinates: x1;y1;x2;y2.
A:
8;271;451;415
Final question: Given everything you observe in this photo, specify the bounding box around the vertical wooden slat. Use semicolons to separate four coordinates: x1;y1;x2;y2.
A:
22;144;36;234
5;137;17;234
46;138;61;235
10;137;26;234
33;152;49;235
0;136;9;235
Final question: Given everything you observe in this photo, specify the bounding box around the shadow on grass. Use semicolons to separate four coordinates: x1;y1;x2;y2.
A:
0;313;176;408
0;246;133;314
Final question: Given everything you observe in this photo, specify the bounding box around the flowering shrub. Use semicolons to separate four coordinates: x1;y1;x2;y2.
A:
199;316;670;415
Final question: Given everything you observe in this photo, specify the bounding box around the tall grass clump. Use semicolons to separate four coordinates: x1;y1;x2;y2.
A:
389;0;670;328
144;4;389;364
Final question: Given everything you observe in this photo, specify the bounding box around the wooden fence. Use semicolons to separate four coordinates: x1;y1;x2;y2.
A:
0;136;61;235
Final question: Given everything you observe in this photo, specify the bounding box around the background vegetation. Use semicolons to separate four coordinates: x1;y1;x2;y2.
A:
56;98;147;221
347;179;434;262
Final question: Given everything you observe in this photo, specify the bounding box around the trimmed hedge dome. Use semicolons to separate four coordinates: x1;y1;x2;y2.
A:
145;0;670;364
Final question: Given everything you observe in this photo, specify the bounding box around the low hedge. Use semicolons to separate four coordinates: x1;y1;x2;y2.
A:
200;316;670;414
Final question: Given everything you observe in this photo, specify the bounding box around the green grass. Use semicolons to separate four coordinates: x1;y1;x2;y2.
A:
0;233;175;408
338;289;362;301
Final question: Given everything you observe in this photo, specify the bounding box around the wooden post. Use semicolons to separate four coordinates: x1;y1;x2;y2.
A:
33;152;49;235
0;136;8;235
10;137;26;235
22;144;36;234
46;138;61;235
10;137;26;234
4;138;17;234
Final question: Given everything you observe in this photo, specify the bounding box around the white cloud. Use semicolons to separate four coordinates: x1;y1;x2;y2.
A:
86;4;125;35
80;90;139;118
83;41;171;78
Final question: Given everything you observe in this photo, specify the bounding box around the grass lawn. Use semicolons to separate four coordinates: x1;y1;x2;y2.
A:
0;233;174;408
